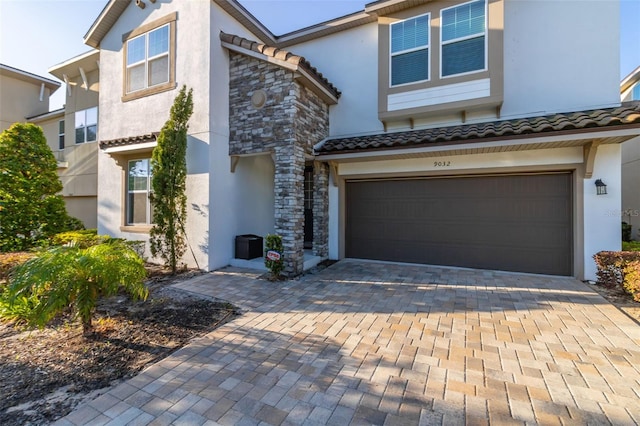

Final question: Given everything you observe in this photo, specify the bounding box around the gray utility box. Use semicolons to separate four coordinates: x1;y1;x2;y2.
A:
235;234;263;260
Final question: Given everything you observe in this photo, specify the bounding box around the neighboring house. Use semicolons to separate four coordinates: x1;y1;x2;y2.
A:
83;0;640;280
0;64;60;131
620;66;640;239
27;50;100;229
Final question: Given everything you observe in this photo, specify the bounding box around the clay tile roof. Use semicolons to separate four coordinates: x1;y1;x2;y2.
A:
316;102;640;154
220;32;341;100
99;132;159;149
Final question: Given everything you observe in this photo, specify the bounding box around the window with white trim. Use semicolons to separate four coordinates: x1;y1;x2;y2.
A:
58;120;65;150
390;14;430;86
75;107;97;144
127;159;153;225
126;24;169;93
441;0;486;77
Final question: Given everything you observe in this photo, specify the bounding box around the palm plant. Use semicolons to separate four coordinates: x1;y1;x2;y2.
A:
1;240;148;334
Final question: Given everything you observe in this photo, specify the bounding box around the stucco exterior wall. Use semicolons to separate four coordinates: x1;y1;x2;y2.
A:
583;144;622;280
284;24;382;138
96;0;261;270
502;0;620;118
622;138;640;240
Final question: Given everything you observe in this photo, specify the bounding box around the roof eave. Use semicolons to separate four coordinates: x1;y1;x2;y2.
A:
212;0;277;44
620;65;640;94
0;64;62;91
84;0;129;49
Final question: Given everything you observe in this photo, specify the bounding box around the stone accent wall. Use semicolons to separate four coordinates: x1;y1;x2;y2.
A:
228;52;331;276
313;161;329;257
229;53;296;155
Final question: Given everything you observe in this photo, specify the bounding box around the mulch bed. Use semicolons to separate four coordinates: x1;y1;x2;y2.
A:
0;266;239;426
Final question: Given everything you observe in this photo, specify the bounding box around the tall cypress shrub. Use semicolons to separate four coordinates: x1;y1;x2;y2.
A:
149;86;193;273
0;123;79;251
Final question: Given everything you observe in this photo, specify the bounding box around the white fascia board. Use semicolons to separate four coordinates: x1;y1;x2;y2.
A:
103;141;157;154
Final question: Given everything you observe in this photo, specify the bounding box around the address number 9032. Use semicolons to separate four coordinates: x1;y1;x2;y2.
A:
433;161;451;167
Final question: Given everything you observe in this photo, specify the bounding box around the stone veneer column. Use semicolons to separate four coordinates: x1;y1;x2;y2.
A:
274;144;306;276
313;161;329;257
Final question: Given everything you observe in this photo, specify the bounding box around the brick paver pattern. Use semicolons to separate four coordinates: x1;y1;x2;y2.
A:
54;260;640;425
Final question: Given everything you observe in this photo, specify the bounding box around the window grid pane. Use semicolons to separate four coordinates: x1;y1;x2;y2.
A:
392;49;429;86
148;25;169;57
127;36;146;65
442;0;485;42
149;55;169;87
391;15;429;54
442;36;485;76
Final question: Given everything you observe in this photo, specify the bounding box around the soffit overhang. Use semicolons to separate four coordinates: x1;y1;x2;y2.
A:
100;132;159;154
49;50;100;80
316;102;640;161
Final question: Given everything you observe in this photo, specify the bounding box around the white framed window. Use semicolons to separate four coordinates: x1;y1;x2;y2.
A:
390;13;430;86
75;107;97;144
58;120;65;150
441;0;487;78
126;24;169;93
127;159;153;225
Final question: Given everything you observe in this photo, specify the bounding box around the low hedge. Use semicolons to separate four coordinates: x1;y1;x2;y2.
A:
594;251;640;302
622;241;640;252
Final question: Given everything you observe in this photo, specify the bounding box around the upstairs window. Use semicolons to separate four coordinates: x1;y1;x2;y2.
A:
390;14;430;86
126;24;169;93
58;120;65;150
441;0;486;77
75;107;97;144
127;159;153;225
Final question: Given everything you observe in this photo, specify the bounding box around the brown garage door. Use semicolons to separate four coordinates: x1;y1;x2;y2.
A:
346;173;572;275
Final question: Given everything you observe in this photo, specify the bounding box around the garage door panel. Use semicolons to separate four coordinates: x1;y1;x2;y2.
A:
346;173;572;275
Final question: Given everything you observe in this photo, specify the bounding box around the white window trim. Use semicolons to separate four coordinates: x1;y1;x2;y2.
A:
439;0;488;79
126;158;153;226
389;12;431;87
125;23;170;94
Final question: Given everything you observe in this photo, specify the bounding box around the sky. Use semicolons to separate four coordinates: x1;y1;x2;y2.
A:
1;0;639;110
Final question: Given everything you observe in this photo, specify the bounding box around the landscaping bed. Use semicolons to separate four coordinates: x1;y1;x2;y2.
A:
0;267;238;425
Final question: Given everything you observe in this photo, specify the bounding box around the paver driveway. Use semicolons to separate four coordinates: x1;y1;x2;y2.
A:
56;260;640;425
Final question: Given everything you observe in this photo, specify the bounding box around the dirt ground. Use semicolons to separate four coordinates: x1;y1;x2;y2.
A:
0;267;238;426
0;264;638;425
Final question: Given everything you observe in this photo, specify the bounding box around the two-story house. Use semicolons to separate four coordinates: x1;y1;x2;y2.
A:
27;50;100;228
85;0;640;280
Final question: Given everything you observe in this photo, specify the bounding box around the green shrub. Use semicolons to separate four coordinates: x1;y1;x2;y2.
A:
50;229;102;248
0;240;148;333
622;261;640;302
264;234;284;279
622;222;633;242
594;251;640;301
622;241;640;252
0;123;80;251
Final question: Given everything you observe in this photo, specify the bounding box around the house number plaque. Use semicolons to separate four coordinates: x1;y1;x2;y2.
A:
433;161;452;167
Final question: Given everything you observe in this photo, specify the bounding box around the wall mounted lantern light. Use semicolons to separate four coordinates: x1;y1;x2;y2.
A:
595;179;607;195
